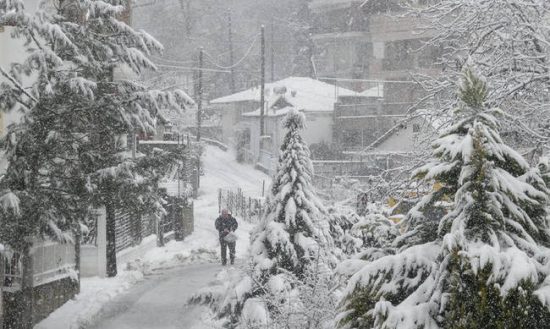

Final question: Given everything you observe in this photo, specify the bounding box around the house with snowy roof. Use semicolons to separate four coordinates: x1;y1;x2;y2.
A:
210;77;359;145
209;77;375;172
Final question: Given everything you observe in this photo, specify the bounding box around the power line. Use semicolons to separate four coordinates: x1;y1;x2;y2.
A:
154;63;261;76
155;63;231;73
202;32;260;70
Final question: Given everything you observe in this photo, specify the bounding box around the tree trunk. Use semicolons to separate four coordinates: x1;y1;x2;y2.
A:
21;244;34;329
157;214;165;247
74;223;81;294
105;199;117;277
173;199;184;241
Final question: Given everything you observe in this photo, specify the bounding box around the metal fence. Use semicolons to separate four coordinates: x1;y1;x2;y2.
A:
218;188;265;223
114;210;156;253
2;240;76;292
83;207;156;252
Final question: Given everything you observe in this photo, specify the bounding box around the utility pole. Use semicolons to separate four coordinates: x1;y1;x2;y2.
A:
196;47;203;190
270;18;275;82
228;11;236;93
260;25;265;138
197;47;203;143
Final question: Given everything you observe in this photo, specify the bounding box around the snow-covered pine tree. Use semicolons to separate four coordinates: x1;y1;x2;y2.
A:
192;109;334;328
249;108;333;272
338;70;550;329
0;0;191;320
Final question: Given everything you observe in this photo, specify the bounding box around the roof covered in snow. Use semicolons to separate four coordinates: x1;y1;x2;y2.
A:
212;77;376;116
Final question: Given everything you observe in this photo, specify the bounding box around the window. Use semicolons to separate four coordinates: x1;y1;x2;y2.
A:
418;42;444;68
383;40;417;71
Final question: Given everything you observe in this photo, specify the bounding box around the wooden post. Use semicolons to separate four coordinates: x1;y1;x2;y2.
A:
237;188;242;217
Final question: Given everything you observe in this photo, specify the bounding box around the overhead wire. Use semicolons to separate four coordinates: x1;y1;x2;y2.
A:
202;32;260;70
154;63;260;76
155;63;231;73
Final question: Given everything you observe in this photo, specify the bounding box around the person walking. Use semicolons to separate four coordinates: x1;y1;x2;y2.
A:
215;209;238;265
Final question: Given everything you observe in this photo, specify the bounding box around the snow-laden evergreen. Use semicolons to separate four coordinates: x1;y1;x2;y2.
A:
0;0;192;262
192;109;336;328
338;70;550;329
252;109;333;275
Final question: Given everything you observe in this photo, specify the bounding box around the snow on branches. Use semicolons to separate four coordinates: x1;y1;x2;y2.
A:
408;0;550;147
0;0;193;249
192;109;336;329
338;71;550;329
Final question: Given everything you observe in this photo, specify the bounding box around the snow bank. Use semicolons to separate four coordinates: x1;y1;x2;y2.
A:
35;270;144;329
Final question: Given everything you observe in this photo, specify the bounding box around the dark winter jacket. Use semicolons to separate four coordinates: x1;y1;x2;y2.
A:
215;215;238;239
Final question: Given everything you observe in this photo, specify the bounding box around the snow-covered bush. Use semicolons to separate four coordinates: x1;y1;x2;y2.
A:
192;109;336;328
326;208;362;257
337;70;550;329
335;211;399;287
351;213;398;250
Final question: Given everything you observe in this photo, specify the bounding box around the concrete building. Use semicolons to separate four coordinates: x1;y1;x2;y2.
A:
309;0;442;153
310;0;439;83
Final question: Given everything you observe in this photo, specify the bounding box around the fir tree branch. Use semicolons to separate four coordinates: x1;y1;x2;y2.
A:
0;66;38;104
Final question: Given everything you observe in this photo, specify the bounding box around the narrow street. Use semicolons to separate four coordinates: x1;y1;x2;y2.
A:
89;263;219;329
86;146;269;329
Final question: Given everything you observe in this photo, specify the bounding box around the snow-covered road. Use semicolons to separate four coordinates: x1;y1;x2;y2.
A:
89;263;219;329
86;146;269;329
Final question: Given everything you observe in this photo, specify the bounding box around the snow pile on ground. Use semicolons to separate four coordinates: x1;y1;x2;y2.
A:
35;270;144;329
